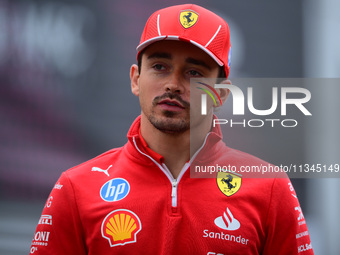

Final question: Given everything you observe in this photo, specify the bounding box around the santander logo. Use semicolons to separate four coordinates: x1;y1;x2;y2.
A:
214;207;240;231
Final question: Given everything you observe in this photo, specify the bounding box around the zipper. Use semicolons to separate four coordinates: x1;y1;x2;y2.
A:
162;162;189;207
171;179;178;214
132;133;211;208
171;180;177;197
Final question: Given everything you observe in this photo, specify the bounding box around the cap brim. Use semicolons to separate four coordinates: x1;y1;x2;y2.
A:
136;36;224;67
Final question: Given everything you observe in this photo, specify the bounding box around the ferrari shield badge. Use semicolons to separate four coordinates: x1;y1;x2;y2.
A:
217;172;242;197
179;10;199;29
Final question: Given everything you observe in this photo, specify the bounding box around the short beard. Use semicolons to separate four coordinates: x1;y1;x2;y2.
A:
148;93;190;134
148;113;189;134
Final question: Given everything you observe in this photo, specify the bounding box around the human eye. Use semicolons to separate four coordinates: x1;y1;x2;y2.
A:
188;69;203;77
152;63;166;71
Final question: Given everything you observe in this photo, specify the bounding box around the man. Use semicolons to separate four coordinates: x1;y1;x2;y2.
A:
30;4;314;254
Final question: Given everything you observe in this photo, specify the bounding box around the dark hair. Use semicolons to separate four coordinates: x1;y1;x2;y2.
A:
218;66;227;79
137;50;226;79
137;51;143;75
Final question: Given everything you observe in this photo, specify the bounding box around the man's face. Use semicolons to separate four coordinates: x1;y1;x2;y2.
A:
132;40;220;134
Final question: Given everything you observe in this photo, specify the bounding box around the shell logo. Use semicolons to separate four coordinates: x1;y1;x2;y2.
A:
101;209;142;247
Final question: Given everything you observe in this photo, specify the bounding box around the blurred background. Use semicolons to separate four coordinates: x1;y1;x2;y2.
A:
0;0;339;254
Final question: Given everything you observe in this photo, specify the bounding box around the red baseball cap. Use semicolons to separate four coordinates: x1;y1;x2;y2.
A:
137;4;231;78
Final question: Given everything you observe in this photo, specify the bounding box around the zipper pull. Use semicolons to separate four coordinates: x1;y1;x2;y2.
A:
171;179;177;197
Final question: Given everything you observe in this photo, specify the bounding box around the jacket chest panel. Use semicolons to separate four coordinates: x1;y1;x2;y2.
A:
77;173;263;254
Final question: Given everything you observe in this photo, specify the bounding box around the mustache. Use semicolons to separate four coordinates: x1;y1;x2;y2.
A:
153;93;190;108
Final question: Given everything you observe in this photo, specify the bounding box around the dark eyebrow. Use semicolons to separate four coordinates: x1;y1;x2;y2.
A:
147;52;212;71
186;57;212;71
147;52;172;60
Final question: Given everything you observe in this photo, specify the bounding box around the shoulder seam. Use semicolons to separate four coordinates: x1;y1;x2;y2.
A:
62;171;87;247
264;178;277;232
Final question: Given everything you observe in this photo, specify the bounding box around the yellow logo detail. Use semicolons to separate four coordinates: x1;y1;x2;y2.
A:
106;214;136;241
179;10;199;29
217;172;242;197
102;209;141;247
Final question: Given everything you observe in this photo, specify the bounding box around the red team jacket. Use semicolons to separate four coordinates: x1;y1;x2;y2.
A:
30;116;314;254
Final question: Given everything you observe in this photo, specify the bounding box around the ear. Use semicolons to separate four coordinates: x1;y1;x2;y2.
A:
216;79;231;106
130;64;140;96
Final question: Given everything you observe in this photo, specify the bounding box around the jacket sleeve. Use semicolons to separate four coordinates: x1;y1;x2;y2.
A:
29;172;87;255
262;177;314;255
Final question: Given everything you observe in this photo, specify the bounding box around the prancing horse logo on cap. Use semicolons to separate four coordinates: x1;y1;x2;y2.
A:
180;10;199;29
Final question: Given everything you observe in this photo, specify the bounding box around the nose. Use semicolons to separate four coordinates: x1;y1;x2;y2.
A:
164;72;184;94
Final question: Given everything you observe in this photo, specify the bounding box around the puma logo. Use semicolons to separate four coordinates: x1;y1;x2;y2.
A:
91;165;112;177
